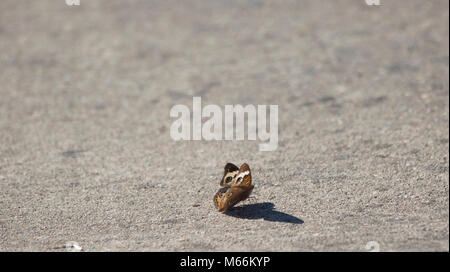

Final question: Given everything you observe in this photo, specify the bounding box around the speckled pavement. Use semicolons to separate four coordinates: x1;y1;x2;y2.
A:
0;0;448;251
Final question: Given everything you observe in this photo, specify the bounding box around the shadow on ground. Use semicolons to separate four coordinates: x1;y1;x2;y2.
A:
225;202;304;224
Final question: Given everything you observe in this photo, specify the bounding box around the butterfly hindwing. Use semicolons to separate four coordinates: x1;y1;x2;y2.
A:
217;185;254;212
213;187;229;210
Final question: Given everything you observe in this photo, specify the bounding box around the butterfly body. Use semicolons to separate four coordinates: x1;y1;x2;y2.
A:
214;163;254;212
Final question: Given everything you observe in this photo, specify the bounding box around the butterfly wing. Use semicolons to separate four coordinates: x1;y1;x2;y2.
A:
217;185;254;212
213;187;229;210
231;163;252;186
220;163;239;187
215;163;254;212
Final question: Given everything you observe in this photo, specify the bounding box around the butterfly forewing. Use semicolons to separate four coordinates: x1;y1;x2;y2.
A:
231;163;252;186
220;163;239;187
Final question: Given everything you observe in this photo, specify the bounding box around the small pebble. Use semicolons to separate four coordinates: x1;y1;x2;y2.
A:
65;241;82;252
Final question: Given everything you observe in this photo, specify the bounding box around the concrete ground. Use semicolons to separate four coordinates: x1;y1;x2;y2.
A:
0;0;448;251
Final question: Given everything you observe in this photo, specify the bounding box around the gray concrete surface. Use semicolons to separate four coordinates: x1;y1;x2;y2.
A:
0;0;448;251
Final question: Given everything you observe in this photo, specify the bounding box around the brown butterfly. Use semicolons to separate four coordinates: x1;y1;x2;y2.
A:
213;163;254;212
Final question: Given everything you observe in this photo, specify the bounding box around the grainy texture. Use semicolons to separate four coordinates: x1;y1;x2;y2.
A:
0;0;448;251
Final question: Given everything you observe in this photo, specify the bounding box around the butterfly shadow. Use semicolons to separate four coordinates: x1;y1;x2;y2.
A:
224;202;304;224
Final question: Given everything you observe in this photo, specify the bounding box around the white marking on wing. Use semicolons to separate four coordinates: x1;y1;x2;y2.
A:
237;171;249;179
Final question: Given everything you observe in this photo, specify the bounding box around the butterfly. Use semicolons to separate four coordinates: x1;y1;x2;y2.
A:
213;163;254;212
